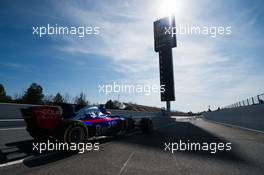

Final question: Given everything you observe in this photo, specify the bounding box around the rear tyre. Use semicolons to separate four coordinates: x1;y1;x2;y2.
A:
140;118;154;133
56;121;89;144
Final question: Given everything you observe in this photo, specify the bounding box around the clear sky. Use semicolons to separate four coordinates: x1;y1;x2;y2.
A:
0;0;264;112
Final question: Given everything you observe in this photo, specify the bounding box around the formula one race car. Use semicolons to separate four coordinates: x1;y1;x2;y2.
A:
21;105;153;143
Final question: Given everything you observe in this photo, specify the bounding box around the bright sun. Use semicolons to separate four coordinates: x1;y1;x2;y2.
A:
157;0;183;18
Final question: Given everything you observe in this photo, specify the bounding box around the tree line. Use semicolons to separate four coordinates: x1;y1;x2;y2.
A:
0;83;131;110
0;83;90;106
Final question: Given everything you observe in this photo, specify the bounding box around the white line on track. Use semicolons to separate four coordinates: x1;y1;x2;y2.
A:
117;151;135;175
206;119;264;134
0;127;25;131
0;158;26;168
0;151;64;168
0;119;24;121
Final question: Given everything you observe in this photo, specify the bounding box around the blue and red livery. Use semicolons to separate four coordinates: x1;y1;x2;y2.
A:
21;105;153;143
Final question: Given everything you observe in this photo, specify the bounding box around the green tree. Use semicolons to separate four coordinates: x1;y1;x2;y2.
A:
43;94;54;105
13;93;23;103
0;84;12;103
105;100;122;109
22;83;44;104
53;93;64;104
105;100;114;109
74;92;88;106
63;93;71;103
0;84;7;102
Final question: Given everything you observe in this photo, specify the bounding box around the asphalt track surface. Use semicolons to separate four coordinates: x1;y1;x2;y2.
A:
0;117;264;175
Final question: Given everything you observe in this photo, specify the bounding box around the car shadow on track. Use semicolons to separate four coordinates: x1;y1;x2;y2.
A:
0;135;118;167
1;119;250;167
0;139;34;164
23;137;116;167
115;120;250;164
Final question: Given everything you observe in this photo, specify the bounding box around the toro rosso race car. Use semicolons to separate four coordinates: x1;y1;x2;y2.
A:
21;105;153;143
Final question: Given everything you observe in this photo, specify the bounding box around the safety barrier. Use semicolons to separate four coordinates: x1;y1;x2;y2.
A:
224;93;264;108
203;103;264;132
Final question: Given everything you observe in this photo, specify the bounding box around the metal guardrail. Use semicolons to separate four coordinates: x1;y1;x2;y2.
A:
224;93;264;109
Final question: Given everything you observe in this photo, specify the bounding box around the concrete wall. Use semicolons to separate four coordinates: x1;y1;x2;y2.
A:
0;103;40;119
0;103;162;119
109;109;162;118
203;104;264;132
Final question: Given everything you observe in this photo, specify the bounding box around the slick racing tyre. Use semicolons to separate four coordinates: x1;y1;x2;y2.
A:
56;120;89;144
140;118;154;133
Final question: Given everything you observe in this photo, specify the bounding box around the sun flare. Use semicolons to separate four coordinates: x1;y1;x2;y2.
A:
157;0;183;18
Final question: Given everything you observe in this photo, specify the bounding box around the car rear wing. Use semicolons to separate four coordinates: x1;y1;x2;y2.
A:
20;106;63;131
